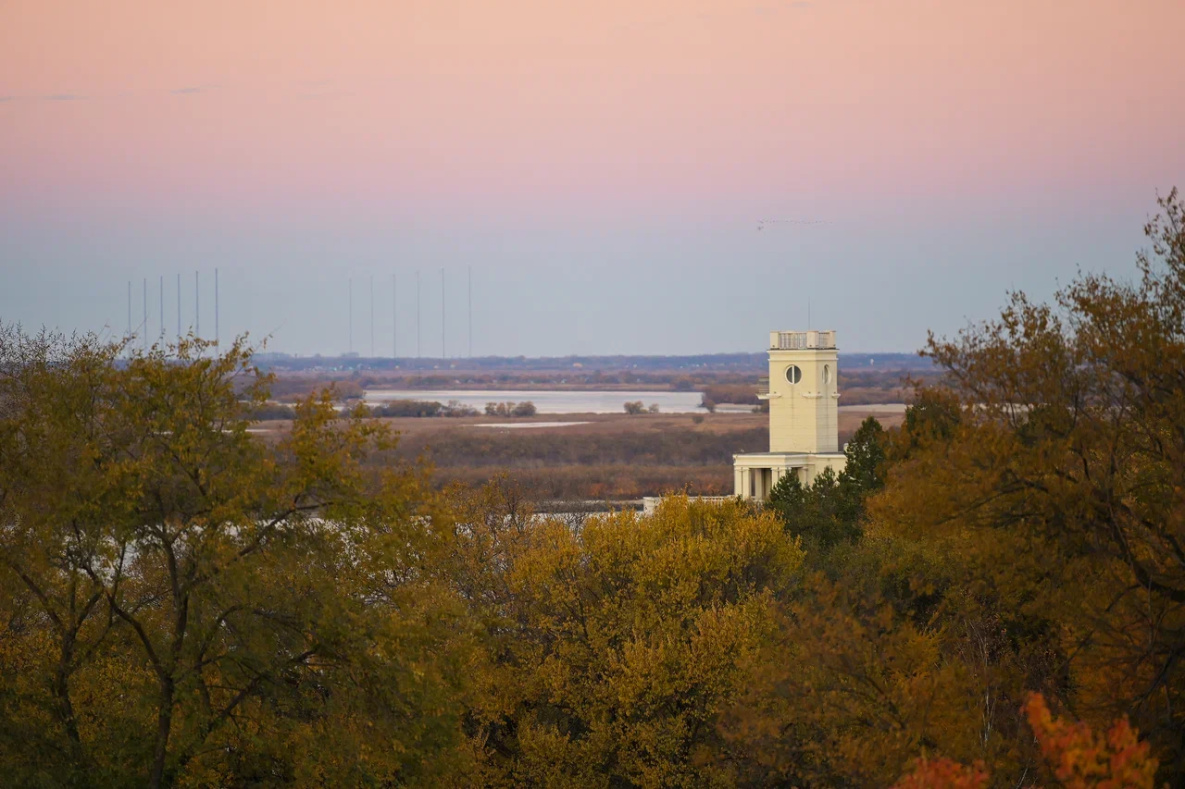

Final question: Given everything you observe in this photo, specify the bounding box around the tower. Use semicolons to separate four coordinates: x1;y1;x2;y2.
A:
731;329;845;501
764;330;839;454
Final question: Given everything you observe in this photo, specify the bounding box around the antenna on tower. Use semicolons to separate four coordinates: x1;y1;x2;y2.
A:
441;268;446;359
468;265;472;358
195;271;200;340
369;274;375;357
176;273;181;342
416;270;421;358
392;272;397;359
214;268;219;347
159;275;164;344
142;278;148;351
126;281;132;343
348;277;353;354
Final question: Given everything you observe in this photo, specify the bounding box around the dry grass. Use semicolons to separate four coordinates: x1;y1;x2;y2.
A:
253;408;903;500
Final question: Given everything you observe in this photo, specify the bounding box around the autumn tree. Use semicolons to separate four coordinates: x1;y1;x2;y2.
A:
440;486;803;787
869;188;1185;781
891;693;1159;789
0;329;472;786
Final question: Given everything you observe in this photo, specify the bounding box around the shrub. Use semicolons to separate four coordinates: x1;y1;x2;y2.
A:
372;399;443;418
486;401;536;418
442;400;479;417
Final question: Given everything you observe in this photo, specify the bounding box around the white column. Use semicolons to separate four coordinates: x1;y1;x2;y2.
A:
734;465;744;497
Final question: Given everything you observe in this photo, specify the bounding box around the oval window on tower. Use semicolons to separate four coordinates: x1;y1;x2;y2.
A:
823;365;831;385
785;365;802;384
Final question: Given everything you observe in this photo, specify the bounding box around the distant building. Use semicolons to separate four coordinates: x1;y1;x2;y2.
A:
733;330;846;501
642;329;846;514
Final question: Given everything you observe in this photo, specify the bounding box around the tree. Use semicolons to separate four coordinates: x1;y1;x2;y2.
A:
623;400;646;415
511;401;537;417
891;694;1158;789
869;188;1185;780
0;329;472;786
442;488;803;786
765;417;887;550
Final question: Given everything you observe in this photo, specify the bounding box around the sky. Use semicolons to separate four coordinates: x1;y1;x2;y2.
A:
2;0;1183;357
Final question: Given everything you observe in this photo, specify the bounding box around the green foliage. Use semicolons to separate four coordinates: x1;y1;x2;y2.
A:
766;416;887;551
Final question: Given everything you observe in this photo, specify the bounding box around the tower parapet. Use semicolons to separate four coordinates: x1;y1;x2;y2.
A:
769;330;835;350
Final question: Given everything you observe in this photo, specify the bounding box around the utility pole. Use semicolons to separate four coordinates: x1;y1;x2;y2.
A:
369;274;375;357
392;273;397;359
195;271;200;339
468;265;472;357
441;268;446;359
416;270;421;358
348;277;353;354
176;273;181;342
142;278;147;351
214;268;219;347
159;275;164;343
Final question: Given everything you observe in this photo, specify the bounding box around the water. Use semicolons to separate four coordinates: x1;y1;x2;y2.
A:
473;421;591;429
363;389;705;414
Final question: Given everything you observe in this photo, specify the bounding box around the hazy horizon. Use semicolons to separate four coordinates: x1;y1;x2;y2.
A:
3;0;1183;356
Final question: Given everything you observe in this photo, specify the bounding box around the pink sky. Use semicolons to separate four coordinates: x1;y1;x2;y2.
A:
2;1;1183;356
4;0;1182;218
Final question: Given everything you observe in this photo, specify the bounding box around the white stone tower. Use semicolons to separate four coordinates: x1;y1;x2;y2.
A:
733;330;846;501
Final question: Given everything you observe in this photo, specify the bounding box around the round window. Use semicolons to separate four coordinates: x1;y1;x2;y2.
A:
785;365;802;384
823;365;831;385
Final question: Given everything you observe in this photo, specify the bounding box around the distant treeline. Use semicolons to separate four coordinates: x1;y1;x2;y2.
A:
698;369;936;408
263;366;937;405
255;351;934;374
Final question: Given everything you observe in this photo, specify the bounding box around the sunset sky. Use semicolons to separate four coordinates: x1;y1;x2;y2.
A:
2;0;1183;355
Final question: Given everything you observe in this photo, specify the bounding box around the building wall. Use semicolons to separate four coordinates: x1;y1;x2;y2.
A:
767;347;839;454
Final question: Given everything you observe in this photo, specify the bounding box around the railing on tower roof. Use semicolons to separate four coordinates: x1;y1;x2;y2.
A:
769;330;836;350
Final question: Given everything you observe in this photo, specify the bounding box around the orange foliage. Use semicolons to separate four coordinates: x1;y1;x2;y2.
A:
1023;693;1159;789
892;693;1159;789
893;757;989;789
